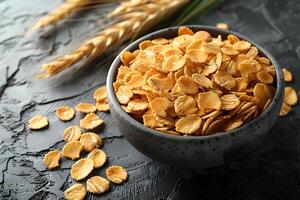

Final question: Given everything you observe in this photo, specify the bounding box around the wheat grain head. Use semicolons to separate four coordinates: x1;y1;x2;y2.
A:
38;0;189;78
32;0;90;31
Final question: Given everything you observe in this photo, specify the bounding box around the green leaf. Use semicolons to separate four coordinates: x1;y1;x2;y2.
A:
173;0;224;25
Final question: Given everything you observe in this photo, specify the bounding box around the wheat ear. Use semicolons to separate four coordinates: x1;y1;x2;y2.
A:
32;0;90;31
38;0;188;78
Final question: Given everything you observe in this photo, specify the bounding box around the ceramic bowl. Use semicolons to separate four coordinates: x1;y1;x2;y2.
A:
106;25;284;169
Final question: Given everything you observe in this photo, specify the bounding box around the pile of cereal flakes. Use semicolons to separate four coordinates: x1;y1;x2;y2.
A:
28;86;128;200
27;25;298;199
113;26;298;136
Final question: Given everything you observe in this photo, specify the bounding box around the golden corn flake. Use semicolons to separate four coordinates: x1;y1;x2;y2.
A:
28;115;49;130
284;87;298;106
256;71;273;84
234;77;248;92
221;46;239;56
75;103;97;113
149;97;172;118
87;176;110;194
201;117;212;134
263;98;272;111
127;99;148;112
163;55;186;72
159;90;173;100
88;149;107;168
113;26;278;136
257;57;270;65
139;40;153;50
106;165;128;184
121;51;135;66
116;85;133;104
71;158;94;180
151;44;172;55
93;86;107;102
80;132;103;152
152;37;169;45
214;71;236;90
63;125;81;142
239;95;259;104
202;115;224;134
56;106;75;121
246;46;258;59
201;110;220;120
266;65;276;76
80;113;103;130
143;113;165;128
126;74;145;89
198;91;221;111
155;115;174;127
186;39;202;51
176;76;198;94
113;81;122;92
215;52;223;66
194;31;212;42
205;119;224;135
221;94;240;110
253;83;271;109
192;73;213;89
282;68;292;82
232;40;251;51
148;76;174;91
43;150;61;169
184;63;202;77
62;141;83;160
228;34;240;44
174;95;197;115
202;63;218;76
279;102;292;116
64;183;86;200
165;48;183;57
116;65;131;81
201;43;220;54
175;114;202;134
186;49;208;63
243;106;257;121
172;35;193;50
178;26;194;35
236;102;255;115
224;117;243;131
239;60;257;80
227;61;238;75
96;101;110;112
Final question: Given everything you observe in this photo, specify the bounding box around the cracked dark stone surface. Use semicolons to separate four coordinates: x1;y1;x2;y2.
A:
1;0;300;199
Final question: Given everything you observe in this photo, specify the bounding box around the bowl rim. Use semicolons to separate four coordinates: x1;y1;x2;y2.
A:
106;25;284;141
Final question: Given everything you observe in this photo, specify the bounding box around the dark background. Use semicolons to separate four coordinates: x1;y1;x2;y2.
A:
0;0;300;199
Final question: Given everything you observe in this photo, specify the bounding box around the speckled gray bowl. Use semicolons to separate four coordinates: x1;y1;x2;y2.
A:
106;25;284;169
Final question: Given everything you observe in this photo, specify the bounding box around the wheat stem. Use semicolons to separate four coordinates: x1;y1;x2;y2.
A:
38;0;188;78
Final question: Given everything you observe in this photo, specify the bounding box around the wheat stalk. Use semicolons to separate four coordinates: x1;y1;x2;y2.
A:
38;0;189;78
32;0;91;31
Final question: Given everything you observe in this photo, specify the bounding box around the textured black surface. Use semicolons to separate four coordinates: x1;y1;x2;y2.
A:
0;0;300;199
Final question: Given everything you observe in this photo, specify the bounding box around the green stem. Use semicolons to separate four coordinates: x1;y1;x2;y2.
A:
173;0;224;25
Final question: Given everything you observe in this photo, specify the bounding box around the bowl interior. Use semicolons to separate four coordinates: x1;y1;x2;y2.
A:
106;25;284;140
